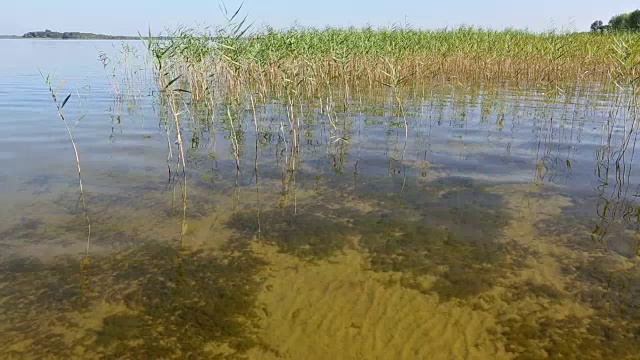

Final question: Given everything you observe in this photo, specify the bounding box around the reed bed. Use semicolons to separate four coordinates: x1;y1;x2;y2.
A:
144;26;640;102
133;24;640;221
141;26;640;160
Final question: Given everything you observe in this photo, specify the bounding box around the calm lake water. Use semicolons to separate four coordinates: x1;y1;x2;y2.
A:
1;39;640;359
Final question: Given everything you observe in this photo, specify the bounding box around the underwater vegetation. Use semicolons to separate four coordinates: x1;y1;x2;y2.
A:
227;176;521;301
0;241;269;358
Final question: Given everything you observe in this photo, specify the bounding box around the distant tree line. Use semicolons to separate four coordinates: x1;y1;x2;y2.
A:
22;29;136;40
591;10;640;32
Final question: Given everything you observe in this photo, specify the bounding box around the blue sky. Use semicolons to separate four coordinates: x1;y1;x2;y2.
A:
2;1;638;35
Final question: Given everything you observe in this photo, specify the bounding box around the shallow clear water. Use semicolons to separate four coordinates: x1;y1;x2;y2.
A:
1;40;640;359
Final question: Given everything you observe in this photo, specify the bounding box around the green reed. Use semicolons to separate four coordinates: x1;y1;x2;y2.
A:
148;26;640;99
40;73;92;256
133;24;640;172
138;20;640;209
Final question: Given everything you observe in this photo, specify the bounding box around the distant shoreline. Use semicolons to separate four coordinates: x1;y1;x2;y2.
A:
15;30;139;40
0;37;139;40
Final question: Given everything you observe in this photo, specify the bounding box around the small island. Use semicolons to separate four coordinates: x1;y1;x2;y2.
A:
21;29;137;40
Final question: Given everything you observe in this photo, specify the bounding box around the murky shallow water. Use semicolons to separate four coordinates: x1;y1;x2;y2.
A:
1;40;640;359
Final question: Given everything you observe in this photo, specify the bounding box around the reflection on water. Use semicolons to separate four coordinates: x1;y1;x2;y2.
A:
1;40;640;359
